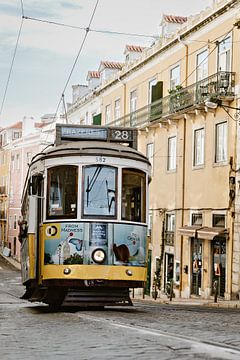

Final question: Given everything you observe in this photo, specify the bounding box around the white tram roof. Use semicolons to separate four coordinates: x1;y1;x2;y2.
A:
31;141;150;166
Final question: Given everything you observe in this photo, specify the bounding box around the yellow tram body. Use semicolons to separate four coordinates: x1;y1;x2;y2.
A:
20;125;151;307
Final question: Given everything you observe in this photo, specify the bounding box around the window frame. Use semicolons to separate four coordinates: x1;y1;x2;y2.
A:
215;121;227;164
196;48;208;82
193;127;205;167
167;136;177;171
170;64;180;90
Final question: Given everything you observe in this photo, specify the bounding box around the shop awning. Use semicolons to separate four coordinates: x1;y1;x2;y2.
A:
197;227;228;240
178;226;202;237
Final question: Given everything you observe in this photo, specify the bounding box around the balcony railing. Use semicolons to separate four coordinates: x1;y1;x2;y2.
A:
109;71;235;128
165;231;175;246
0;186;6;195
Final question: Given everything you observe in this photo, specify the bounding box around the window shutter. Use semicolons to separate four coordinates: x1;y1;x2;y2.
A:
93;113;102;125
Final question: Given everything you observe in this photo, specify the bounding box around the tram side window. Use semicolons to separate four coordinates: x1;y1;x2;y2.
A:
47;166;78;219
122;169;146;223
83;165;117;217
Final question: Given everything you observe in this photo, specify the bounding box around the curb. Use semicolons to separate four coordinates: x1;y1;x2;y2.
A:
0;252;21;271
132;296;240;309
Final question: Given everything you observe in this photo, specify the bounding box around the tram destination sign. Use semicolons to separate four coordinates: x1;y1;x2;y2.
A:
56;124;137;149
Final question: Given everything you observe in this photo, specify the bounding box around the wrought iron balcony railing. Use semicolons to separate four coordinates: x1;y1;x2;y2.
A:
109;71;235;128
165;231;175;246
0;186;6;195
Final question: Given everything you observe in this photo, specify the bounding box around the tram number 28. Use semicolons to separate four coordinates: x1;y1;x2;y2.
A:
111;130;131;141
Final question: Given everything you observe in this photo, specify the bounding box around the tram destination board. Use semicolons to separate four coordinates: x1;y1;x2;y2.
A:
56;124;137;148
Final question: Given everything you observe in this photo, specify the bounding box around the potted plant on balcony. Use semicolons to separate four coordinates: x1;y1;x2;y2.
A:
168;85;191;113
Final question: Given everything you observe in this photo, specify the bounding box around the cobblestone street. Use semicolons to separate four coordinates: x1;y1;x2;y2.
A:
1;257;240;360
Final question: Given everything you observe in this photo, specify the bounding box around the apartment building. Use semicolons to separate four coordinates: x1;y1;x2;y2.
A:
66;0;240;300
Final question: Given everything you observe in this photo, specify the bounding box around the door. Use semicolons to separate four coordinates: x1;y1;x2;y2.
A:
191;239;202;296
164;253;174;292
213;237;226;297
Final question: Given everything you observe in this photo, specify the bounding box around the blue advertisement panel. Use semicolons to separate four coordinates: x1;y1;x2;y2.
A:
113;224;147;266
44;223;84;265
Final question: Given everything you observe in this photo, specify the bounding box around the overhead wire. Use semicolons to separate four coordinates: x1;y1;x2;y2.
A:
0;17;24;120
23;15;158;39
42;0;100;147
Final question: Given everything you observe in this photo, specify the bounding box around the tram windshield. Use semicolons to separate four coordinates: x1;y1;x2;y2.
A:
122;169;146;223
47;166;78;219
83;165;117;217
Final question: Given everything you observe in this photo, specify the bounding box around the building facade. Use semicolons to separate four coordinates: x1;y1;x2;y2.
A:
56;0;240;299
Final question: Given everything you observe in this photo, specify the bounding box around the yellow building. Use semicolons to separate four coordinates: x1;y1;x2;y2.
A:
67;0;240;300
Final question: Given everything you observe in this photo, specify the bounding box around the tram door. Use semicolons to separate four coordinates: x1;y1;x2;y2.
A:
213;237;226;297
191;239;202;296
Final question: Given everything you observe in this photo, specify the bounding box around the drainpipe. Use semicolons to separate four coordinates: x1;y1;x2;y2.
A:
180;117;186;295
178;35;188;295
117;76;126;126
178;36;189;87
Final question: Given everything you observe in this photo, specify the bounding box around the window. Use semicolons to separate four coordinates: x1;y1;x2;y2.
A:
218;36;231;72
148;78;157;104
105;104;111;124
170;65;180;90
83;165;117;218
114;99;121;125
130;90;137;126
122;168;146;223
166;213;175;231
167;136;176;171
196;49;208;81
146;143;154;173
13;131;20;140
194;128;204;166
14;215;17;230
47;166;78;219
191;213;203;226
213;214;225;227
215;122;227;163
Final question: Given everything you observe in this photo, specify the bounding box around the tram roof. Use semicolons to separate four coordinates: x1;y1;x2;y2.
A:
32;141;150;165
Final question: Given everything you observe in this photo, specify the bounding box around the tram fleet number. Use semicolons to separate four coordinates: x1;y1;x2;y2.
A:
96;130;132;163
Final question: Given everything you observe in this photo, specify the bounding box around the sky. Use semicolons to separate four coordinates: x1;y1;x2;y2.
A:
0;0;212;127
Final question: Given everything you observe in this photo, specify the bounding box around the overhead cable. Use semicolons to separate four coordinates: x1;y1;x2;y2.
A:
0;17;24;120
23;15;158;39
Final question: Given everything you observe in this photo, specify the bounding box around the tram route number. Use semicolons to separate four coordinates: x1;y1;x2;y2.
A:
111;129;132;141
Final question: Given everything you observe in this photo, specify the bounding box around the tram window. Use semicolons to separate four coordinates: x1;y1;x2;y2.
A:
122;169;146;223
83;165;117;218
47;166;78;219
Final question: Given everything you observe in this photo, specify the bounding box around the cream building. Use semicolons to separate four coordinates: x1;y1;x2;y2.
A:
66;0;240;300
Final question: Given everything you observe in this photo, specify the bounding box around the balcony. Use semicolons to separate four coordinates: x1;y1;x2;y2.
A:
109;71;235;128
165;231;175;246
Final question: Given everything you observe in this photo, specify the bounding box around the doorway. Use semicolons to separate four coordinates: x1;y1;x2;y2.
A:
212;237;226;297
191;238;203;296
164;253;174;292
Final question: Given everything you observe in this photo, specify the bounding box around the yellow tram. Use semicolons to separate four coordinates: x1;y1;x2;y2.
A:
19;125;151;307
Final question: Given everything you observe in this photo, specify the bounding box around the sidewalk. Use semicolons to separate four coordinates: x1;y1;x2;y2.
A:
132;293;240;309
0;252;21;271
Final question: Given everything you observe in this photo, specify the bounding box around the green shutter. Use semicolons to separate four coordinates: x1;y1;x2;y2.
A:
93;113;102;125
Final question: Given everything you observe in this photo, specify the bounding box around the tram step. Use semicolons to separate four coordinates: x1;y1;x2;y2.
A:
62;287;133;307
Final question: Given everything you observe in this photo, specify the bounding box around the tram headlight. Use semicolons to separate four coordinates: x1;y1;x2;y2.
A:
63;268;71;275
92;248;106;264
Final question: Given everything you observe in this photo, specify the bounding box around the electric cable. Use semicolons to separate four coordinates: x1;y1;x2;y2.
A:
23;15;158;39
0;17;24;120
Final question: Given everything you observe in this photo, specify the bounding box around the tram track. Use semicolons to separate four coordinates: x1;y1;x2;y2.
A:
74;312;240;359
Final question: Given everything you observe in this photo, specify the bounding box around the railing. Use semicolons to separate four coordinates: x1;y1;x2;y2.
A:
109;71;235;128
0;186;6;195
165;231;175;246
